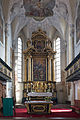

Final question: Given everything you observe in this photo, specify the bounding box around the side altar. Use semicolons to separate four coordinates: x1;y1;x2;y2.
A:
23;29;57;114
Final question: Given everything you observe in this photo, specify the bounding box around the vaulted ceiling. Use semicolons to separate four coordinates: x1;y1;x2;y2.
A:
1;0;77;43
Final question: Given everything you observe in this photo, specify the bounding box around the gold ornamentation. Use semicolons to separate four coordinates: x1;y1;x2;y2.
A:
23;29;56;114
32;105;45;112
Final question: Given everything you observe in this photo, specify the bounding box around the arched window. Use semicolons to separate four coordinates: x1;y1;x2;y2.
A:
18;37;22;82
54;37;61;82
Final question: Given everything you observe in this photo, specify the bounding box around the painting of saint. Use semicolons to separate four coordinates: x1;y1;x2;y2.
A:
33;58;46;81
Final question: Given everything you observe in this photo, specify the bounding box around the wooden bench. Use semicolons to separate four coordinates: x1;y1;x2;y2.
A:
71;100;80;114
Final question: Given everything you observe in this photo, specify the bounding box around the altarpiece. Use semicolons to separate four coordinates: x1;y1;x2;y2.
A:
23;29;57;114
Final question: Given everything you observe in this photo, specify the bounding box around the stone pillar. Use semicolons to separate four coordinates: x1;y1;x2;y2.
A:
48;57;51;81
71;24;74;59
71;82;75;105
5;24;8;63
28;56;31;81
67;23;74;64
6;81;12;98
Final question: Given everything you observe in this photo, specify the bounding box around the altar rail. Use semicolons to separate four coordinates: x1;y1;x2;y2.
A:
65;53;80;82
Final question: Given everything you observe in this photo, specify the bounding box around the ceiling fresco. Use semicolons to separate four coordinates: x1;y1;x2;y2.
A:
23;0;55;21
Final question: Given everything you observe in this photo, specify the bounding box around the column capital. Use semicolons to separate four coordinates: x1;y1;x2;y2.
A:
28;54;32;58
47;56;51;60
29;55;32;58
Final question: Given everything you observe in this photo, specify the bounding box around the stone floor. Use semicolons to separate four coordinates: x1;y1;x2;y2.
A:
0;117;80;120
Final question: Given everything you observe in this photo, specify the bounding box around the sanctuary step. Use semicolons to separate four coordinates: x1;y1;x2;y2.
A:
15;104;26;108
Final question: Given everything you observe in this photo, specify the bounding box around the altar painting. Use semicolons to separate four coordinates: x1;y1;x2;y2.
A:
33;58;46;81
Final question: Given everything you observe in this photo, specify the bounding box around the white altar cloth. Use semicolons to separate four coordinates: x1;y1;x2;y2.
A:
25;101;53;104
27;92;52;97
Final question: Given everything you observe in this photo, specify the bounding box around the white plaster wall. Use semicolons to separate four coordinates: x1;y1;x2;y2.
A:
74;1;80;57
0;42;5;60
14;38;23;104
6;81;13;98
74;80;80;100
75;42;80;57
16;83;23;103
0;21;5;61
0;22;12;67
65;22;73;66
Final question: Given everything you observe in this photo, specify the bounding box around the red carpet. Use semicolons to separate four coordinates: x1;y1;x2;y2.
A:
51;108;72;112
15;108;27;113
14;108;80;118
0;108;80;118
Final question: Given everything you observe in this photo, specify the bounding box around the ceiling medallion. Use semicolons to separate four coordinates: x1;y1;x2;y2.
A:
23;0;55;21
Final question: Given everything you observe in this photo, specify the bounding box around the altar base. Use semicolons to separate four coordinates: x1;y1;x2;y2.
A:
25;101;53;114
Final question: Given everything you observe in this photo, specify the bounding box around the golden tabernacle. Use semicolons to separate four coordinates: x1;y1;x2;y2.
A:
23;29;57;114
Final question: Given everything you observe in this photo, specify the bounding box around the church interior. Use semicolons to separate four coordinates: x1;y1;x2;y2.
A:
0;0;80;119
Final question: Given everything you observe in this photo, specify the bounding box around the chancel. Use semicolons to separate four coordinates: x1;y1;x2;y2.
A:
0;0;80;119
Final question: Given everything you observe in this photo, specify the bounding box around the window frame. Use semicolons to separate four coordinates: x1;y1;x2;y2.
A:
17;37;23;82
54;37;61;82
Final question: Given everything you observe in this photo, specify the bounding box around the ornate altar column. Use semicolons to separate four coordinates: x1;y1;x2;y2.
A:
46;58;48;81
32;58;33;81
24;59;27;82
52;59;55;82
48;56;51;81
28;56;32;81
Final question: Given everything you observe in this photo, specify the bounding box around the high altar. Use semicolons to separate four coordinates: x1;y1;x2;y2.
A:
23;29;57;114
